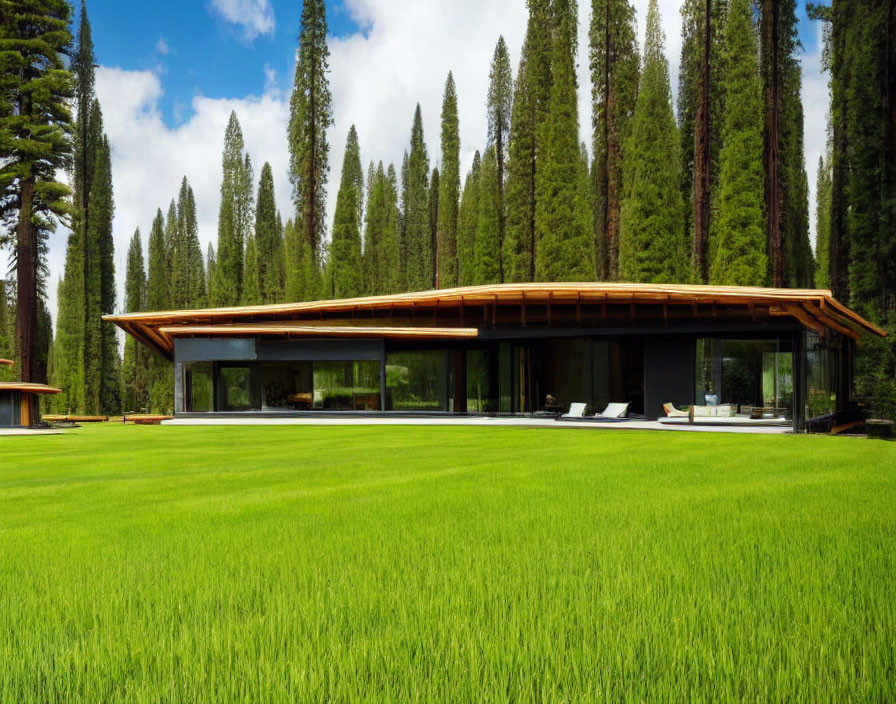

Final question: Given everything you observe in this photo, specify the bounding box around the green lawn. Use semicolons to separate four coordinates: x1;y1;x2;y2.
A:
2;425;895;702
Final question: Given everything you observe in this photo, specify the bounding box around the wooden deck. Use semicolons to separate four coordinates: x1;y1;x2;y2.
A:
42;415;109;423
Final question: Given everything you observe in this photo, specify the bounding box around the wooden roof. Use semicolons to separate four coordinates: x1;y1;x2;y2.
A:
105;283;886;360
0;382;62;396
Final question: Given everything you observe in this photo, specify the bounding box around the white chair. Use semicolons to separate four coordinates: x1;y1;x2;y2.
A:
595;402;630;419
561;402;588;419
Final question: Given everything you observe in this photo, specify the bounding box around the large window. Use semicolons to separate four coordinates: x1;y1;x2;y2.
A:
467;349;497;413
806;332;840;419
263;361;313;410
313;360;381;410
696;338;793;418
386;351;448;411
185;362;213;412
219;365;258;412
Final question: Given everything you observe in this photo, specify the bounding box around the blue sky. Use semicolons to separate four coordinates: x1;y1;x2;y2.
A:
87;0;362;127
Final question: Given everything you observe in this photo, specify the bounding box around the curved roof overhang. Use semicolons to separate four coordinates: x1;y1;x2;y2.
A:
0;383;62;396
105;283;887;361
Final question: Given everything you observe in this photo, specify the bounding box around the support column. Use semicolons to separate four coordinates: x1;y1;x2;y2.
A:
452;350;467;413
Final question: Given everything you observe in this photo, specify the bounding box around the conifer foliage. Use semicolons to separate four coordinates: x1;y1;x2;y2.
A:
329;126;364;299
122;230;149;412
437;73;460;288
618;0;687;283
709;0;767;286
534;0;592;281
402;106;432;291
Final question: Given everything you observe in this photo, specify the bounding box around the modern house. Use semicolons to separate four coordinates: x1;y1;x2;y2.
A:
0;359;61;428
106;283;886;431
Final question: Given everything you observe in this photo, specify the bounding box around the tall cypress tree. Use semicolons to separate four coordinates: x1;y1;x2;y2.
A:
172;178;205;309
618;0;687;283
89;133;120;414
0;0;73;385
243;235;261;305
289;0;333;264
329;126;364;298
146;208;173;413
362;163;401;295
475;147;502;284
403;105;432;291
255;162;284;302
708;0;767;286
428;167;440;287
505;0;553;283
590;0;640;281
815;154;833;290
0;281;12;382
211;113;252;306
437;73;460;288
122;229;149;413
535;0;593;281
487;37;513;282
206;243;217;299
457;151;482;286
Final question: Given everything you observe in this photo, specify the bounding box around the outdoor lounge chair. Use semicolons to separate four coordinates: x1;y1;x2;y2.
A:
560;402;588;419
594;402;630;419
663;402;689;418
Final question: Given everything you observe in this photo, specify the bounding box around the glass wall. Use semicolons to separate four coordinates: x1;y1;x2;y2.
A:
696;338;793;418
806;332;840;419
386;351;448;411
313;360;381;410
262;361;313;410
185;362;214;413
467;349;497;413
218;365;259;412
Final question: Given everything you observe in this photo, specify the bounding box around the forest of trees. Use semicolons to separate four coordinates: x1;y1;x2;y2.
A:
0;0;894;418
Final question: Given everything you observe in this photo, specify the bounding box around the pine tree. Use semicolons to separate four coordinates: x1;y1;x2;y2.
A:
146;208;173;413
121;229;149;412
87;132;120;414
488;37;513;282
708;0;767;286
475;147;502;284
329;126;364;298
457;151;482;286
363;163;402;295
678;0;727;283
403;105;432;291
211;113;253;306
284;218;302;300
147;209;170;311
0;0;73;383
255;162;284;302
428;167;440;287
505;0;553;283
437;73;461;288
618;0;687;283
591;0;640;280
171;178;205;309
206;243;216;298
815;154;832;289
289;0;333;264
243;235;261;305
535;0;593;281
759;0;812;288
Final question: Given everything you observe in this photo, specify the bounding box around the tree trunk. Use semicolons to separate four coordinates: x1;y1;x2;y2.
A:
693;0;712;284
883;0;896;320
763;0;784;287
16;178;37;384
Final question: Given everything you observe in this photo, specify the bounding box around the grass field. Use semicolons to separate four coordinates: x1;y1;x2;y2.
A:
2;425;895;702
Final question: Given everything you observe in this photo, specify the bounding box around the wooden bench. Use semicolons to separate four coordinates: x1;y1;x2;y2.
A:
42;415;108;423
123;414;173;425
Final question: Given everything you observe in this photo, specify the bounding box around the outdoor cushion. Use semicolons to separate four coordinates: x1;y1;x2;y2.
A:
663;403;689;418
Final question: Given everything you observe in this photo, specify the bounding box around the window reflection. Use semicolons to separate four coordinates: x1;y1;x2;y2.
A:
386;351;447;411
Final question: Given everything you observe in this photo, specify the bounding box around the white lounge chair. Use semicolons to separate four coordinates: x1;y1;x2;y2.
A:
561;402;588;419
594;402;630;419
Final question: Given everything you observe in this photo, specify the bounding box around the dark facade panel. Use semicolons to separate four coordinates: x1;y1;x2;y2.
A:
175;338;258;362
0;390;21;427
257;340;382;362
643;337;695;421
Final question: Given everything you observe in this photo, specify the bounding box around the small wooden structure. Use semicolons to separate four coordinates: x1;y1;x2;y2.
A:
122;414;173;425
0;359;62;427
41;415;109;423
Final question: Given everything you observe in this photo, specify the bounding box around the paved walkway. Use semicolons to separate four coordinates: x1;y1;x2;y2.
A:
164;416;793;435
0;428;62;437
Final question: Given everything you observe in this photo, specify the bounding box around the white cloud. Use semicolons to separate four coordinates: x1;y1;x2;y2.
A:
27;0;827;330
208;0;275;42
155;37;171;56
